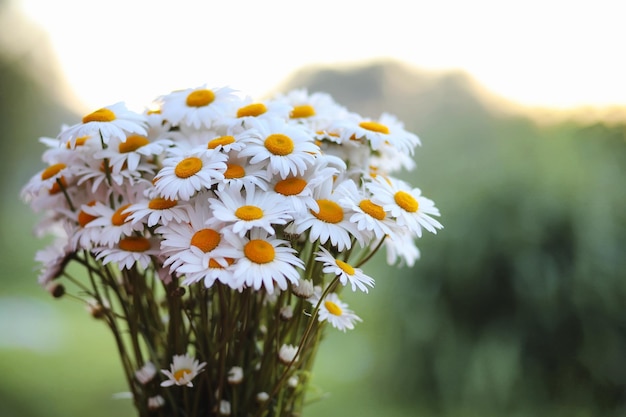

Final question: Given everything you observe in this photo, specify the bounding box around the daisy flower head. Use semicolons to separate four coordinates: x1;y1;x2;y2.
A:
160;353;206;388
218;152;270;192
93;133;172;174
221;229;304;294
238;117;319;178
125;194;190;228
80;200;145;248
335;112;420;154
219;96;292;131
58;102;148;148
367;176;443;238
287;175;366;251
205;130;250;154
154;149;227;201
274;89;351;131
309;289;362;332
158;85;238;130
93;236;160;270
384;227;421;267
315;247;375;293
209;183;292;237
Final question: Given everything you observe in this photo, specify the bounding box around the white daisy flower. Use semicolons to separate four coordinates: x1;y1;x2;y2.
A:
21;161;73;198
160;353;207;388
273;88;351;132
227;366;244;385
135;361;157;385
367;176;443;238
158;85;238;129
315;247;375;293
219;97;292;130
93;236;160;270
147;395;165;411
206;132;249;154
287;175;365;251
154;150;227;201
221;229;304;294
309;290;362;332
82;201;145;247
125;195;190;227
218;152;270;192
34;237;73;285
238;118;319;178
209;184;292;237
384;228;421;267
219;400;232;416
335;112;420;153
58;102;147;148
93;134;172;174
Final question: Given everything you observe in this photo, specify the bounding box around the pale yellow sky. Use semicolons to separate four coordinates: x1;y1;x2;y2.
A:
15;0;626;112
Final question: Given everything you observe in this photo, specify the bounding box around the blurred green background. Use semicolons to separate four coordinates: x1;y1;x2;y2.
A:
2;8;626;417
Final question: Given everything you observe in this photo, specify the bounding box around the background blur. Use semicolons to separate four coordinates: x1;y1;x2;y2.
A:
2;1;626;417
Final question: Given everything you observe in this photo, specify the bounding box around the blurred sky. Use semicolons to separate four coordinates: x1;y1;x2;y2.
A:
9;0;626;112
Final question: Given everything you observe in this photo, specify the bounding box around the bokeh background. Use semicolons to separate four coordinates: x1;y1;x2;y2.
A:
2;1;626;416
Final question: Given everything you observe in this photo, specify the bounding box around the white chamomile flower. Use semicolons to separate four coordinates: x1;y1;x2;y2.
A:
218;152;270;192
147;395;165;411
221;229;304;294
309;289;362;332
93;134;172;174
219;97;292;130
227;366;244;385
154;150;227;201
367;176;443;238
21;161;73;198
315;247;375;293
287;175;365;251
206;132;249;154
335;112;420;153
135;361;157;385
58;102;147;148
160;353;206;388
278;344;299;365
126;195;189;227
158;85;238;129
93;236;160;269
81;201;145;247
238;118;319;178
210;184;292;237
384;228;421;267
276;88;351;131
34;237;73;285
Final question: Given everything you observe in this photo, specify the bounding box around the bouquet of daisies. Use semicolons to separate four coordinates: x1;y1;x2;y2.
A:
21;85;442;417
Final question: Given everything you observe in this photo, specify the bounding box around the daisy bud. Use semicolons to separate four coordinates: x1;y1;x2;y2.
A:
278;344;299;365
256;392;270;403
287;376;299;388
46;282;65;298
280;305;293;321
147;395;165;410
135;361;157;385
86;298;106;319
292;279;314;298
219;400;231;416
227;366;244;385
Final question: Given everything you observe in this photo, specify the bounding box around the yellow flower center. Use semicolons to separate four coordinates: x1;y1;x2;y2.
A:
41;163;66;180
118;135;150;153
207;135;235;149
311;199;343;224
175;157;203;178
265;134;294;156
324;300;343;316
82;108;116;123
111;204;132;226
359;121;389;134
359;199;386;220
48;177;67;194
237;103;267;118
118;236;151;252
235;205;263;221
148;197;177;210
335;259;355;275
394;191;419;213
173;368;192;381
224;163;245;179
190;228;221;253
186;89;215;107
208;257;234;269
290;104;316;118
78;201;98;227
244;239;275;264
274;177;307;196
66;135;90;148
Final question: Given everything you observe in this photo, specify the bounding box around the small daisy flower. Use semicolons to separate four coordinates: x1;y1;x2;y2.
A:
384;228;421;267
154;150;227;201
219;400;232;416
160;353;206;388
218;152;270;192
93;236;160;270
292;279;314;298
147;395;165;411
59;102;147;148
315;247;375;293
93;134;172;174
274;88;350;131
158;85;238;129
125;195;189;227
34;237;73;285
367;177;443;238
82;201;145;247
205;131;249;154
309;290;362;332
135;361;157;385
209;184;292;237
221;229;304;294
219;96;292;130
238;118;319;178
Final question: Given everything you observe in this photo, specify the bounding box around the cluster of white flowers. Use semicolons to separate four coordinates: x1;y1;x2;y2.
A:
22;85;442;334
